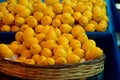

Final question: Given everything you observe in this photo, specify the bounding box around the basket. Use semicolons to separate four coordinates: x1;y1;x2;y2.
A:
0;55;105;80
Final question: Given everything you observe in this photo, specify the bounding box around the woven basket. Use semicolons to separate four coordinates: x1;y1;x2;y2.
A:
0;55;105;80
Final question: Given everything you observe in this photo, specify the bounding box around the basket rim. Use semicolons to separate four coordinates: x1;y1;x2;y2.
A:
0;54;105;69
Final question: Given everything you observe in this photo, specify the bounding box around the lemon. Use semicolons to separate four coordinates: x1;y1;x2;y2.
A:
22;28;35;40
62;33;74;42
44;0;59;6
52;18;61;28
15;16;25;26
85;47;103;60
21;49;32;59
89;20;98;27
35;33;45;42
40;25;51;34
55;57;67;65
25;59;35;65
34;25;43;34
37;56;47;66
23;37;39;48
82;39;96;51
0;44;14;58
40;40;57;50
73;48;85;58
60;24;72;33
77;33;88;43
73;2;86;13
83;10;92;21
41;16;52;26
71;25;85;38
11;25;20;32
73;12;82;22
9;43;19;53
16;44;26;55
43;8;55;19
53;47;67;58
63;5;74;15
57;36;69;44
84;23;96;32
61;13;72;24
26;16;38;28
33;3;47;12
32;54;40;62
20;24;30;32
15;32;23;42
54;28;61;37
70;39;81;50
53;3;63;14
41;48;52;58
2;13;14;25
79;16;89;27
67;54;80;64
44;58;55;66
95;23;107;32
1;25;10;32
33;11;43;22
45;28;57;41
30;43;41;54
18;56;27;62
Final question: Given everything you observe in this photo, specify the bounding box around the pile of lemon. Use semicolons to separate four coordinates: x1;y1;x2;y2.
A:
0;0;105;66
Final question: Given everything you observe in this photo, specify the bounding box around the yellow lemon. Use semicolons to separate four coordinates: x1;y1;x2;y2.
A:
53;3;63;14
79;16;89;27
32;54;40;62
33;3;47;12
15;32;23;42
71;25;85;38
35;33;45;42
25;16;38;28
55;57;67;65
83;10;92;21
15;16;25;26
82;39;96;51
11;25;20;32
1;25;10;32
34;25;43;34
62;33;74;42
73;48;85;58
37;56;47;66
16;44;26;55
9;43;19;53
41;16;52;26
62;5;74;15
67;54;80;64
40;40;57;50
21;49;32;59
70;39;81;50
60;24;72;33
44;0;59;6
23;37;39;48
95;23;107;32
84;23;96;32
20;24;30;32
18;56;27;62
0;44;14;58
73;2;86;13
57;36;69;44
52;18;61;28
2;13;14;25
33;11;43;22
61;12;72;24
44;58;55;66
54;28;61;37
45;28;57;41
41;48;52;58
85;47;103;60
77;33;88;43
25;59;35;65
43;8;55;19
73;12;82;22
53;48;67;58
22;28;35;40
89;20;98;27
30;43;41;54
